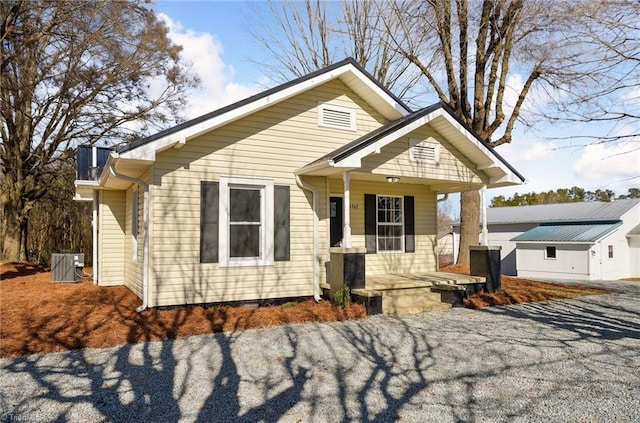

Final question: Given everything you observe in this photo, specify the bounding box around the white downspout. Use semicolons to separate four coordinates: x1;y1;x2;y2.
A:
92;190;98;284
92;146;98;284
481;184;488;246
295;174;321;302
109;165;149;313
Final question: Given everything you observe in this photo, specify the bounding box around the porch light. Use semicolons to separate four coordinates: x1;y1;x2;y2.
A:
386;176;400;183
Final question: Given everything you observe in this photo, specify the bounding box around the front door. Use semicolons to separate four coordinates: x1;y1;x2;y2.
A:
329;196;343;247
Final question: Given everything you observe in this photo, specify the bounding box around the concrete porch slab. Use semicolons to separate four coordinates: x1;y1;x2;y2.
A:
366;272;485;290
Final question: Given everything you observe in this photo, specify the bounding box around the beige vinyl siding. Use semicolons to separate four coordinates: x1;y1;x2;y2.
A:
150;80;384;306
98;190;125;286
327;179;438;275
123;182;145;298
359;126;482;184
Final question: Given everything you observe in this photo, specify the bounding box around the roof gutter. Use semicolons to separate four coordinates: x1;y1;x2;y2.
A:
109;164;150;313
294;174;322;302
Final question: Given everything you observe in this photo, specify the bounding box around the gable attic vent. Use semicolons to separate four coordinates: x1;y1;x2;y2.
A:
409;139;440;164
318;103;356;131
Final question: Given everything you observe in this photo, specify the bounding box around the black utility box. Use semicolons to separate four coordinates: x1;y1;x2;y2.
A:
469;246;502;293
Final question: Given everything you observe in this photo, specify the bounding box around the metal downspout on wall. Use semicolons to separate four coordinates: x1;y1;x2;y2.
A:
295;175;322;302
109;165;150;313
92;190;98;284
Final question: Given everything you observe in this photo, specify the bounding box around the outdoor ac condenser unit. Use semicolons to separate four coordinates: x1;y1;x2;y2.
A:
51;253;84;283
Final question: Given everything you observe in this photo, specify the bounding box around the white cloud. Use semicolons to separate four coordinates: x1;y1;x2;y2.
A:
572;140;640;187
521;142;557;161
159;13;262;119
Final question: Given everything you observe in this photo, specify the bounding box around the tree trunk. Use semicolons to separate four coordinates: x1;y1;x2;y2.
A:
2;200;24;262
456;190;480;266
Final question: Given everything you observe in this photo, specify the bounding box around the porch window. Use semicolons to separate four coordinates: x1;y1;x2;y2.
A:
377;196;403;252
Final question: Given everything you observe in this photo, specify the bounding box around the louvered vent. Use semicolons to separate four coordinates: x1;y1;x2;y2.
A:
410;139;440;164
318;103;355;130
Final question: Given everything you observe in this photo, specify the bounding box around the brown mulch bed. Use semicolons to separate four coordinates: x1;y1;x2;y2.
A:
0;263;366;358
441;264;612;309
1;262;614;358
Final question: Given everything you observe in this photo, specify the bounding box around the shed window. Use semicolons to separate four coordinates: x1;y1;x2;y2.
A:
545;246;556;259
608;245;613;258
318;103;356;131
377;196;403;252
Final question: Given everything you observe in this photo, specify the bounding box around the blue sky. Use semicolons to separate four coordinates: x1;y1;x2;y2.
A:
152;1;639;215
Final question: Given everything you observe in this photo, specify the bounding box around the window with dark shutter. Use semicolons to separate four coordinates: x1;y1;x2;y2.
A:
274;185;290;261
404;196;415;253
364;194;377;253
200;181;219;263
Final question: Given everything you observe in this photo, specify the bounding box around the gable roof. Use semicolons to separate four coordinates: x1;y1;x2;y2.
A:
297;102;525;187
485;199;640;225
115;58;411;161
512;222;622;243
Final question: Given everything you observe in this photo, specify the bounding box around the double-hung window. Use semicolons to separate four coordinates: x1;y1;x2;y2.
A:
220;177;273;267
377;196;403;252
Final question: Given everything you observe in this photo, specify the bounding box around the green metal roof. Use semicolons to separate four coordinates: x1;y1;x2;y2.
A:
512;221;622;243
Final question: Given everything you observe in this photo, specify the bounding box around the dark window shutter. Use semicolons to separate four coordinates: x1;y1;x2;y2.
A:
404;196;415;253
200;181;219;263
364;194;377;254
274;185;290;261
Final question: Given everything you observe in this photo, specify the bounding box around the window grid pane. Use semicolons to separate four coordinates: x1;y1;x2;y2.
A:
230;188;261;222
377;195;403;252
229;185;263;259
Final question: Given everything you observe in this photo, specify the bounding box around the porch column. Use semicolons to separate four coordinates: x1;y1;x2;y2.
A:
481;184;488;246
343;171;352;248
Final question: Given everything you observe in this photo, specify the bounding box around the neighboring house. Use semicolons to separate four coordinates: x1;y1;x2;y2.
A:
437;228;455;266
453;199;640;280
75;58;523;310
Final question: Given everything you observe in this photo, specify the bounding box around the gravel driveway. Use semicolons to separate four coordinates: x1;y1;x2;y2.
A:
2;282;640;422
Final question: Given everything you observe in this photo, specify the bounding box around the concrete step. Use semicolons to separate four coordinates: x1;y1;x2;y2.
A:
380;287;447;314
387;302;452;315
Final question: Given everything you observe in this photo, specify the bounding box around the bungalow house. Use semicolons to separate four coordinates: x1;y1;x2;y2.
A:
75;58;524;313
453;199;640;280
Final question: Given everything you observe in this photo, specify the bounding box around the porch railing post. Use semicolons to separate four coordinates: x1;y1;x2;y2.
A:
343;171;352;248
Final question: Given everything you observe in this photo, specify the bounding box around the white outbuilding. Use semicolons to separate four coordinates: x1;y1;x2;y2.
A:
453;199;640;280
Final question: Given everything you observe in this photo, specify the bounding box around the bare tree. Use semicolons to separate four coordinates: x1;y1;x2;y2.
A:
250;0;637;266
0;0;198;262
249;0;421;98
543;1;640;145
384;0;629;265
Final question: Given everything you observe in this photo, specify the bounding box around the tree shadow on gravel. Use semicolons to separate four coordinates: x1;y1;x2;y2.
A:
477;295;640;341
3;296;640;422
